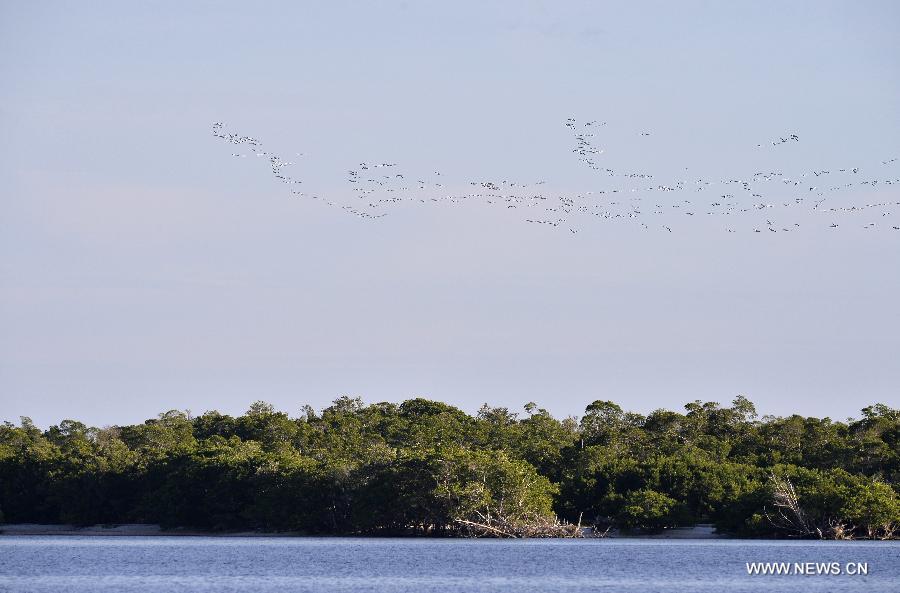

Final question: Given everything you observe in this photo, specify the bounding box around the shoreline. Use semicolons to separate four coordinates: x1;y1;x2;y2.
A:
0;524;302;537
0;523;726;539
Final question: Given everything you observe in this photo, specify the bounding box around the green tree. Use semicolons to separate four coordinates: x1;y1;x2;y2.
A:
617;489;680;531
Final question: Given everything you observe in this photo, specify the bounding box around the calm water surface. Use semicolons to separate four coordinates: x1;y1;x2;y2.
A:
1;536;898;593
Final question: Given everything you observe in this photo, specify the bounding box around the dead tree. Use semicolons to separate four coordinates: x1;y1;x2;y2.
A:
765;473;822;538
452;511;593;538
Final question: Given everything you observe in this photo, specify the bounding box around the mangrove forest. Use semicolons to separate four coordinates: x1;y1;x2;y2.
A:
1;396;898;538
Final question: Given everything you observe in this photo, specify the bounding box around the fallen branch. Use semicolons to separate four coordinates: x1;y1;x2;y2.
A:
452;512;591;538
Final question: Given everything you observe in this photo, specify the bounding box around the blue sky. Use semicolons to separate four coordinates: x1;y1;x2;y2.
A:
2;1;899;427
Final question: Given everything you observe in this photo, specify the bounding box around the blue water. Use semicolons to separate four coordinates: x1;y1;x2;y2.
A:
0;537;898;592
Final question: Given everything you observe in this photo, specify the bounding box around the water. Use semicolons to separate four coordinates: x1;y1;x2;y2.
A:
0;537;898;592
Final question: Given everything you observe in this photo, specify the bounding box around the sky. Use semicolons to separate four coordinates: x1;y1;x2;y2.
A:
1;1;899;428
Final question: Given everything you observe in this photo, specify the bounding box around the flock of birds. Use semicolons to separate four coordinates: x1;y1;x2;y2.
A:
211;121;900;235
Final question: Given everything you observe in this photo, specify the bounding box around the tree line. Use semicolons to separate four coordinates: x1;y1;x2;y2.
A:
1;396;898;538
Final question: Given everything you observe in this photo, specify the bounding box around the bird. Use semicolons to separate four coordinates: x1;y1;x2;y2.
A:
210;119;900;235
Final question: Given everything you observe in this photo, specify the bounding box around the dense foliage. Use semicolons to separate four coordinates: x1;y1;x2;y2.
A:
1;397;898;538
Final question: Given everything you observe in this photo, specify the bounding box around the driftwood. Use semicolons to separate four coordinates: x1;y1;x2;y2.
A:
453;511;599;538
828;518;855;540
876;522;897;540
